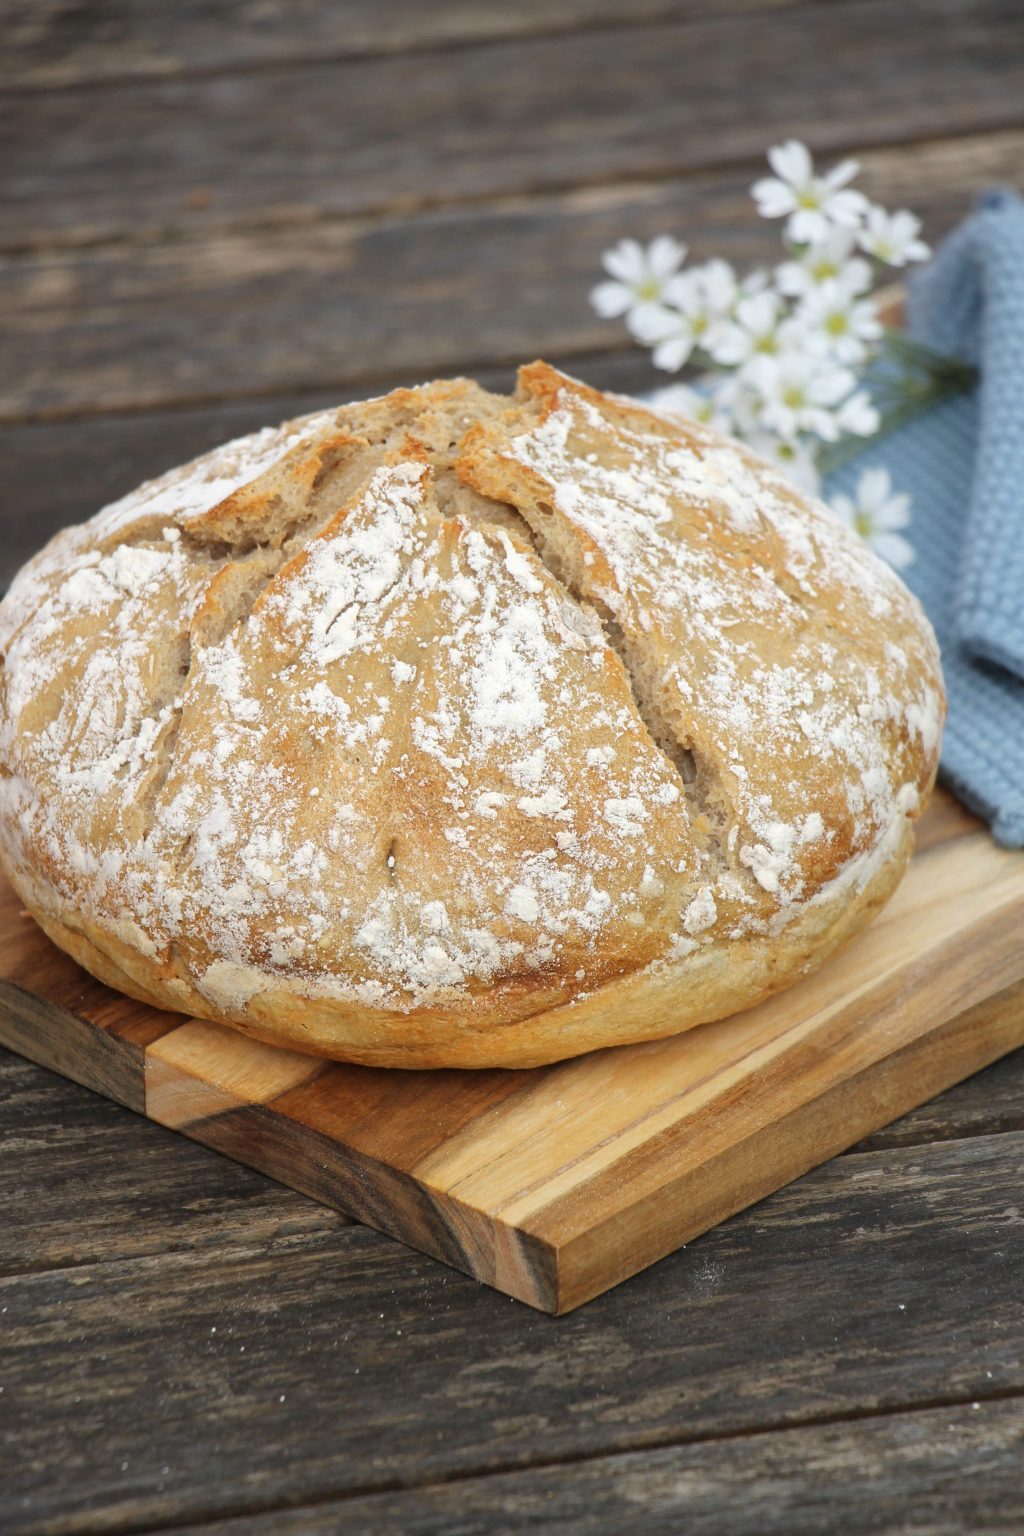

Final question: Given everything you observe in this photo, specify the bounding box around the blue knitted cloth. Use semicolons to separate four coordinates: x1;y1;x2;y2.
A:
825;189;1024;847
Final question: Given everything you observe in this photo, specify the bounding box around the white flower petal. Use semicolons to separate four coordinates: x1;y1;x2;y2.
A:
826;188;870;227
738;353;778;393
840;256;874;295
808;365;857;406
590;280;633;318
652;334;694;372
741;268;772;297
778;315;823;355
804;407;841;441
768;139;813;186
829;493;856;527
851;298;882;333
699;258;739;315
737;290;779;333
823;157;861;191
648;378;734;434
856;205;931;266
836;391;880;436
871;531;915;569
602;238;646;284
648;234;687;278
775;259;809;297
627;300;679;345
836;470;914;567
752;177;798;217
833;335;869;364
857;467;893;510
706;324;751;367
787;206;830;245
665;271;709;317
876;494;912;531
889;211;919;242
647;382;703;418
855;469;912;529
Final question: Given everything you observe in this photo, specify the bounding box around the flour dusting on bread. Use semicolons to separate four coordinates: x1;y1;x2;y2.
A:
0;365;944;1067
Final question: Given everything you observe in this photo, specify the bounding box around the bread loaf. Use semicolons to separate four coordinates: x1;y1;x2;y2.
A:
0;364;944;1067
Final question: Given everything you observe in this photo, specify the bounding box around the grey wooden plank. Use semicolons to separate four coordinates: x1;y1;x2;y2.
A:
2;1130;1022;1535
1;127;1016;431
0;1050;346;1277
0;1;813;89
0;189;705;420
3;0;1022;248
130;1396;1024;1535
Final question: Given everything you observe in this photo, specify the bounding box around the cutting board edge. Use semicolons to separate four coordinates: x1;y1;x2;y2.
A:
144;1091;562;1312
0;977;147;1113
548;974;1024;1312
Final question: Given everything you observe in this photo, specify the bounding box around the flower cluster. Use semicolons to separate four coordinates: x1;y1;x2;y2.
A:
590;141;935;568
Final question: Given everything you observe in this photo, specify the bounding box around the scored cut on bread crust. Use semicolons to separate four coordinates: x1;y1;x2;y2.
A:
0;364;944;1068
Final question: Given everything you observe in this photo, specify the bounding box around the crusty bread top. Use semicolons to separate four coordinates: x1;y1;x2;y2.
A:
0;364;943;1027
463;365;943;900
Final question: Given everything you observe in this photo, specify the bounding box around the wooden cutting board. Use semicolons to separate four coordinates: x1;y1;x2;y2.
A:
2;788;1023;1314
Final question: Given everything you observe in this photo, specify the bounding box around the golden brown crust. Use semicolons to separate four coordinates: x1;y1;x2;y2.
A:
0;366;945;1067
9;806;916;1069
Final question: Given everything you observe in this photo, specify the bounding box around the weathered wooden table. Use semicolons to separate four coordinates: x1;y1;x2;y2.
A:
3;4;1024;1531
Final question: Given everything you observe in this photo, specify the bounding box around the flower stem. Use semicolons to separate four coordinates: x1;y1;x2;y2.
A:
879;328;977;387
818;335;977;477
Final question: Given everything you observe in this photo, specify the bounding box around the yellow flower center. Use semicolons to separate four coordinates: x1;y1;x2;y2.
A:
637;278;661;301
854;511;873;538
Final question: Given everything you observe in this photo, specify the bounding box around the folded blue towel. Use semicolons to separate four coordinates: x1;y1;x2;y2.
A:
825;189;1024;846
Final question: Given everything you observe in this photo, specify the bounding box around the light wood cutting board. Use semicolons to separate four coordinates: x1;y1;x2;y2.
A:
2;789;1023;1313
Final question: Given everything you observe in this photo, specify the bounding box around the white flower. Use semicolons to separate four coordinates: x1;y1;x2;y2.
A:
743;353;858;442
745;432;822;497
752;140;869;244
776;227;872;298
709;289;808;367
628;299;696;371
716;375;764;437
798;280;883;364
590;235;687;319
694;258;741;317
631;262;737;371
646;378;735;434
830;467;914;568
857;206;930;266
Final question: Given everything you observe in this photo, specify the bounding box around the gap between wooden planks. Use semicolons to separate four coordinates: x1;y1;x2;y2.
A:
1;788;1023;1312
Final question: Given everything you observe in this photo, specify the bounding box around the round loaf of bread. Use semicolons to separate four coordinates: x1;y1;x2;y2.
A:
0;364;944;1068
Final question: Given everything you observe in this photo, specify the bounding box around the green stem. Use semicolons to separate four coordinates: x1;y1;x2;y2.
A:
818;351;976;478
880;329;977;387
